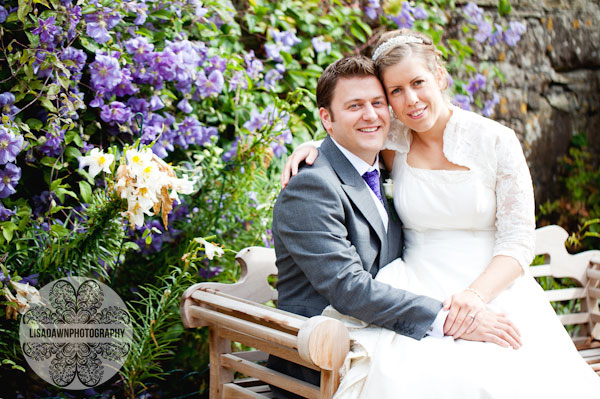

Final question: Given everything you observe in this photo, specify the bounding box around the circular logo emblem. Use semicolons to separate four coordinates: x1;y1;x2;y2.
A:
19;277;133;390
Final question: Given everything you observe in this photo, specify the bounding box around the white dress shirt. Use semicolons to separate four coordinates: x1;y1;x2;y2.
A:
330;138;388;231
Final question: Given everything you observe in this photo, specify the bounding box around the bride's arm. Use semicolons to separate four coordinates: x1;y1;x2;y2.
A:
445;127;535;339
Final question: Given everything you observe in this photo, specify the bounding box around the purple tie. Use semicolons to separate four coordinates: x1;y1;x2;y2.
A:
362;170;383;204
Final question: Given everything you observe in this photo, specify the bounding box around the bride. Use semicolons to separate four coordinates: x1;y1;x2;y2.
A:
283;28;600;397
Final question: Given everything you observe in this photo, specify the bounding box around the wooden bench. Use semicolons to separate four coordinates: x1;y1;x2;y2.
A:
180;225;600;398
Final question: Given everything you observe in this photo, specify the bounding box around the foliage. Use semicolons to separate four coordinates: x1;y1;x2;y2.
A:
0;0;537;396
538;133;600;252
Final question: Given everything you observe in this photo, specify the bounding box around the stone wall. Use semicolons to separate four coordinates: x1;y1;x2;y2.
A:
456;0;600;203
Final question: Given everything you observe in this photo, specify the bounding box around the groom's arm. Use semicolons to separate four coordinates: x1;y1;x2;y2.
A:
273;168;442;340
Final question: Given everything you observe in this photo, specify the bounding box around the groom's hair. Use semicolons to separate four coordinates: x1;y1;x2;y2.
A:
317;56;376;113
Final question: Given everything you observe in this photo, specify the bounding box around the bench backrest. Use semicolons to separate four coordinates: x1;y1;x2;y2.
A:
530;225;600;343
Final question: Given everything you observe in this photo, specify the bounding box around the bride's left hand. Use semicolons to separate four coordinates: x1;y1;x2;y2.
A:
443;289;487;338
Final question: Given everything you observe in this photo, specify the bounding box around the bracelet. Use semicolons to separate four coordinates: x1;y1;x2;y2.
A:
466;287;487;303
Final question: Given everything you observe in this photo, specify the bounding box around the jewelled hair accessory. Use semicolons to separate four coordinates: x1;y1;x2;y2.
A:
371;35;424;61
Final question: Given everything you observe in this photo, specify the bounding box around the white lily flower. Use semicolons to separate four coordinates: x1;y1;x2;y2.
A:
126;147;154;175
194;237;225;260
79;148;114;177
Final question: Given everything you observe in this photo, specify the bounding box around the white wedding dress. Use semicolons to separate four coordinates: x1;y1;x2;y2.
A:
325;108;600;398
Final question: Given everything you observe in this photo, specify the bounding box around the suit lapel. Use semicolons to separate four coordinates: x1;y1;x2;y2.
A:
321;137;388;249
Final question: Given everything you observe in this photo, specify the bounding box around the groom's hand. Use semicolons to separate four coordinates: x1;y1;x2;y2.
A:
458;310;522;349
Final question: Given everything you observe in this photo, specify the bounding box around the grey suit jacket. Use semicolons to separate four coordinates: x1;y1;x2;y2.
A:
272;136;442;340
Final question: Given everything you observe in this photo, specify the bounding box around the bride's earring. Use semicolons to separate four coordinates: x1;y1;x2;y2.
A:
390;106;397;120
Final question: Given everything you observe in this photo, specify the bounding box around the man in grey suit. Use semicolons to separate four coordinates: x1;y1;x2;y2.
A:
269;56;519;397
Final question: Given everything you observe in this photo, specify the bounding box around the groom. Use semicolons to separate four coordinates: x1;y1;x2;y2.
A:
269;56;443;394
270;56;517;395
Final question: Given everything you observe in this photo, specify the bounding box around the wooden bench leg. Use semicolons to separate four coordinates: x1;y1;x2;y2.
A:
209;326;234;399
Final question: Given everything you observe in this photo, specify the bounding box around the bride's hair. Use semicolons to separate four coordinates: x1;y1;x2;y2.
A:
373;29;450;90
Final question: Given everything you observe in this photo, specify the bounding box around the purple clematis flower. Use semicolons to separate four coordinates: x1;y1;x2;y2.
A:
364;0;381;19
466;74;486;97
391;7;415;29
39;127;65;157
32;16;61;44
504;21;527;47
489;24;505;46
463;2;483;25
177;98;193;114
0;128;24;165
60;47;87;76
229;70;248;92
412;6;427;20
0;202;15;221
112;68;138;97
0;163;21;198
0;6;9;23
0;92;19;119
474;21;493;43
100;101;132;124
195;69;224;98
453;94;472;111
90;54;122;92
149;95;164;111
124;36;155;63
312;37;331;54
244;51;264;79
84;7;121;44
482;93;500;117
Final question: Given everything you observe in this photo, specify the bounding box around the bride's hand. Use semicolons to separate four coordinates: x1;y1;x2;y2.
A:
281;144;319;189
443;289;487;338
459;310;522;349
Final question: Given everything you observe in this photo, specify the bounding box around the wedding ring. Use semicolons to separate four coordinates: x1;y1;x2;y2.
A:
467;313;476;320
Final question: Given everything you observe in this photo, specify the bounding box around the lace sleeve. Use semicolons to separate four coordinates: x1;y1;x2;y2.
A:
493;129;536;270
383;119;411;153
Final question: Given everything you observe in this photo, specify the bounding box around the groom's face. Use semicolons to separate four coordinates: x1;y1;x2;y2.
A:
319;76;390;165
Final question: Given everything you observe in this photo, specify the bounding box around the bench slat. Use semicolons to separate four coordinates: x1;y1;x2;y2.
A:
192;290;305;332
529;265;552;277
545;287;586;302
220;327;320;371
189;305;300;350
557;313;590;325
223;383;270;398
221;354;321;399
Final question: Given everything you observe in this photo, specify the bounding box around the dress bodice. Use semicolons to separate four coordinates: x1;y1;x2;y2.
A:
392;152;496;232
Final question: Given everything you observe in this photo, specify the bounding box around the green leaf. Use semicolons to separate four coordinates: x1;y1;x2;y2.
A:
64;146;82;160
25;118;43;130
40;97;57;113
40;157;58;168
79;36;99;53
79;181;93;204
50;224;71;237
151;9;172;20
350;22;366;43
55;187;78;203
498;0;512;16
17;0;31;23
1;222;18;242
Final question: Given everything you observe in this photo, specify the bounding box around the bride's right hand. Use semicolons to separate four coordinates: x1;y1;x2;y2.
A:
281;144;319;189
459;310;522;349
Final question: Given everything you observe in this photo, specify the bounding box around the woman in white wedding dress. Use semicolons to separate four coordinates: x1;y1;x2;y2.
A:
285;28;600;398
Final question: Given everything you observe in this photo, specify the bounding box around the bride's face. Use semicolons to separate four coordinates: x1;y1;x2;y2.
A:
381;57;450;136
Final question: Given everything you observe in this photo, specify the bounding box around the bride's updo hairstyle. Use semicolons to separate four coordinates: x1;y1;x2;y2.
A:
372;28;449;91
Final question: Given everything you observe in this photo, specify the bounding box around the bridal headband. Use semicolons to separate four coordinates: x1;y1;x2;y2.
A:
371;35;424;61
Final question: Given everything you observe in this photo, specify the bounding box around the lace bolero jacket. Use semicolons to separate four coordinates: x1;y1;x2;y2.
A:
383;106;536;270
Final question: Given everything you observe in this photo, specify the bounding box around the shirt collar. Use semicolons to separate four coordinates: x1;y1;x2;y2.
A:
330;137;380;177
